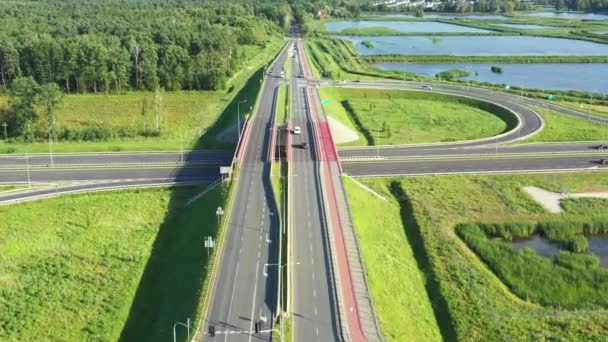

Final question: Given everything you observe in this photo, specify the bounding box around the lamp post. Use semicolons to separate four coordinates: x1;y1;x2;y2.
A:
264;261;300;342
237;99;248;140
25;152;31;188
172;318;191;342
48;124;54;168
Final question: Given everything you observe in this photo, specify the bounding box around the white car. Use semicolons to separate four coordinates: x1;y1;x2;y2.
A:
293;126;301;134
280;71;285;78
421;85;432;90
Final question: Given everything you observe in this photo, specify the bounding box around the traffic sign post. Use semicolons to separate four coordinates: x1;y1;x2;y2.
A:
204;236;215;257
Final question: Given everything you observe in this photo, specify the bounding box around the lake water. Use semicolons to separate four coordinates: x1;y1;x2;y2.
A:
338;35;608;55
494;23;554;29
524;12;608;20
510;235;608;268
325;20;490;33
374;63;608;93
369;13;509;20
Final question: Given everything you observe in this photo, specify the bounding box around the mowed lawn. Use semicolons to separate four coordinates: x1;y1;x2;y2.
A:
0;39;283;153
318;87;507;146
527;105;608;142
0;185;228;341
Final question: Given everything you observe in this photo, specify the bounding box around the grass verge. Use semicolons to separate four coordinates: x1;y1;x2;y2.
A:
526;105;608;142
344;177;442;341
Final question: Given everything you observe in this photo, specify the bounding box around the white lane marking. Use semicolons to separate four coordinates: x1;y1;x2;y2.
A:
313;288;316;297
248;261;261;342
224;262;240;342
312;272;315;281
239;248;242;255
316;327;319;337
314;306;318;316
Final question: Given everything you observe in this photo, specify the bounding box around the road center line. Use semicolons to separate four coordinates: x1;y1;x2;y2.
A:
223;262;240;342
248;261;260;342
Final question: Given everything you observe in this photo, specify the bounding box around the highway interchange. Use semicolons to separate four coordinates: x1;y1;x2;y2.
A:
1;34;608;342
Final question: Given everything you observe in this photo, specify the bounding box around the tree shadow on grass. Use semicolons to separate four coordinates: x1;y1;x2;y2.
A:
117;181;228;342
388;181;458;342
193;67;265;151
340;100;374;145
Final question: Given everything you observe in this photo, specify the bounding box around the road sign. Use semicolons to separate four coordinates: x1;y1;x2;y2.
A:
220;166;232;175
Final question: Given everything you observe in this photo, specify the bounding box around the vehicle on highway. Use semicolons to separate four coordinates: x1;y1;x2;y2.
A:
293;126;301;134
301;142;309;149
421;85;433;90
280;70;285;78
595;143;608;150
600;158;608;165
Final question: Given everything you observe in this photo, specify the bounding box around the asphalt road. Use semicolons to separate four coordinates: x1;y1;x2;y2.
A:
339;142;608;159
342;155;608;177
0;150;232;168
202;44;288;341
290;39;342;342
0;165;220;183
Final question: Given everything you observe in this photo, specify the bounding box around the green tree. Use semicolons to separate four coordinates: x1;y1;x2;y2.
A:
39;83;63;127
8;77;40;137
0;38;20;89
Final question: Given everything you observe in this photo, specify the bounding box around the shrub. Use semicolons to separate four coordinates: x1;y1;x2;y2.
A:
435;69;471;80
361;41;374;49
563;235;589;253
491;66;504;73
554;251;600;270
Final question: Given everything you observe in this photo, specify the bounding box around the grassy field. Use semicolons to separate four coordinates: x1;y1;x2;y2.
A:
554;100;608;119
526;105;608;142
344;176;442;341
318;87;510;146
0;184;229;342
0;39;284;153
348;172;608;340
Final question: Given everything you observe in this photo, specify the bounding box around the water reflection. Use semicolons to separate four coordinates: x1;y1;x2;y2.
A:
510;234;608;268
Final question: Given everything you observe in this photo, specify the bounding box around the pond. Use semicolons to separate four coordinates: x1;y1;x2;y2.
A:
494;23;555;29
524;12;608;20
338;35;608;55
325;20;490;33
368;13;509;20
510;235;608;268
373;63;608;93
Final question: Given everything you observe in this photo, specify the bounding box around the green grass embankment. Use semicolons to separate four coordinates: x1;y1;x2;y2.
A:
526;105;608;142
318;87;511;146
356;173;608;340
344;177;442;341
0;185;230;342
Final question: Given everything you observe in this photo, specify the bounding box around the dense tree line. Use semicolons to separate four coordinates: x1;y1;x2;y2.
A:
0;0;292;94
554;0;608;12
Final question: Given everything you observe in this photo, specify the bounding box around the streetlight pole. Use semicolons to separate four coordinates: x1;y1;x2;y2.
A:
264;261;300;342
25;152;31;188
172;318;191;342
48;124;54;168
238;99;248;140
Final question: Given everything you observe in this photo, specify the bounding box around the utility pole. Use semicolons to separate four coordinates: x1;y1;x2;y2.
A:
25;152;31;188
48;124;54;168
179;128;184;164
2;122;7;142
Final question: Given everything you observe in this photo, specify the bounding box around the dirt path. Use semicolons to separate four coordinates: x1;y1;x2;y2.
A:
523;186;608;213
